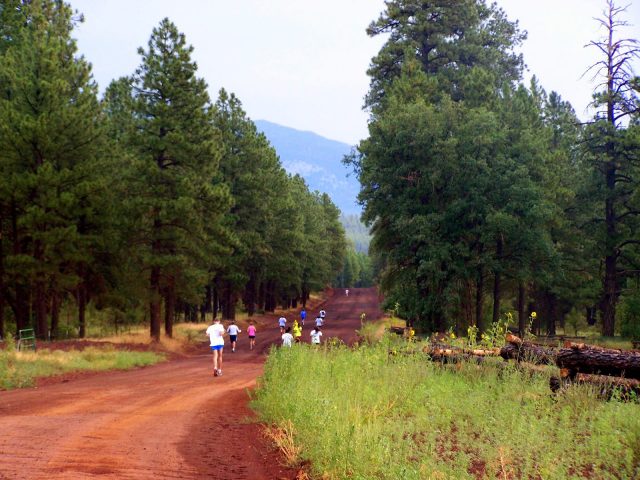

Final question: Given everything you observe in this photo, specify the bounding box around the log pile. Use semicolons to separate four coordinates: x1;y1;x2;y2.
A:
555;341;640;380
499;334;555;365
422;344;500;364
501;334;640;400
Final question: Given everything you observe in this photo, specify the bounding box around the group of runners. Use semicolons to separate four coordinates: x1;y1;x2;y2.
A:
279;308;325;347
205;307;327;377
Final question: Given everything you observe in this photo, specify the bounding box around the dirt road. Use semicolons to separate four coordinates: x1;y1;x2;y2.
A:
0;287;383;479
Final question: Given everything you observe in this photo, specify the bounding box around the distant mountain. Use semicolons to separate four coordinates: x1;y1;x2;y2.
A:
255;120;362;215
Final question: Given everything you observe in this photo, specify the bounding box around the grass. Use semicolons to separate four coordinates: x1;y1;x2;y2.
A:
252;336;640;479
0;339;164;390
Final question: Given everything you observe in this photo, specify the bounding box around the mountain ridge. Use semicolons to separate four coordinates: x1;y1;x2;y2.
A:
254;119;362;216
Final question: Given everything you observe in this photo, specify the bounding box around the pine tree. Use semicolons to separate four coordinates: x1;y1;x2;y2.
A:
127;18;231;340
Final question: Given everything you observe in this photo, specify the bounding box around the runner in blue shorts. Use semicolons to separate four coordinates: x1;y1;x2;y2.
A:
206;318;225;376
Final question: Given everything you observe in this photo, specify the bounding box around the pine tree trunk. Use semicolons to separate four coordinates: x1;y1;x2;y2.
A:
0;232;5;340
517;282;526;336
475;266;484;331
34;281;47;340
492;237;503;324
547;292;557;336
244;274;256;316
164;279;175;338
212;285;219;320
50;292;60;340
149;265;161;342
78;284;87;338
460;279;474;334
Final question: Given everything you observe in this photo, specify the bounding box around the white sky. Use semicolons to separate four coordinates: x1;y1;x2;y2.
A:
70;0;639;145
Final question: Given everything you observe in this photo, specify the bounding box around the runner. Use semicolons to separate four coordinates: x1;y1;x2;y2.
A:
300;308;307;326
345;289;349;296
292;319;302;343
315;314;323;328
319;309;326;321
281;326;294;347
247;321;256;350
278;316;287;333
226;320;241;352
205;318;225;376
310;325;322;345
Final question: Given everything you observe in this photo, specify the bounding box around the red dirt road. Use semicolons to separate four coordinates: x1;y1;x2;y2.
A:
0;287;383;479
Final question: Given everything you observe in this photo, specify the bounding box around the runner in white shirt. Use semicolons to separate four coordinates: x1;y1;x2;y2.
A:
278;316;287;333
226;321;241;352
205;319;225;376
310;326;322;345
281;327;294;347
315;315;323;327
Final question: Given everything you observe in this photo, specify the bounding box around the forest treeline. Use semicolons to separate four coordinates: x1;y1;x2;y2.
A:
347;0;640;337
0;1;347;340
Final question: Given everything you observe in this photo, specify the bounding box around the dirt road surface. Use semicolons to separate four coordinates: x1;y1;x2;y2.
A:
0;287;383;479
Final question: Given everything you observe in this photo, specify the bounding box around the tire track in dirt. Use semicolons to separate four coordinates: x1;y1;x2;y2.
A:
0;287;383;479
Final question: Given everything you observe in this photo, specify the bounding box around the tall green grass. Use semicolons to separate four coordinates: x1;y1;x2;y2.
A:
0;341;164;390
252;338;640;479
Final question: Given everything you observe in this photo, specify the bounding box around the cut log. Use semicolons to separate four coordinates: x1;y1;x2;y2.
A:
555;346;640;380
500;341;555;365
422;345;484;364
550;373;640;400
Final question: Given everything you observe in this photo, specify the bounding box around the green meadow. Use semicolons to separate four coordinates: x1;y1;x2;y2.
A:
252;338;640;480
0;340;163;390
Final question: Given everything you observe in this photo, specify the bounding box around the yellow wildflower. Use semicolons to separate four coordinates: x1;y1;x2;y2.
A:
531;311;537;319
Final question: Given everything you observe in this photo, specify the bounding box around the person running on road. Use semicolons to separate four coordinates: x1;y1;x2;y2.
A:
345;289;349;296
206;318;225;376
310;326;322;345
292;319;302;343
247;321;256;350
315;314;323;328
319;309;326;321
278;316;287;333
300;308;307;326
226;320;241;353
282;326;294;347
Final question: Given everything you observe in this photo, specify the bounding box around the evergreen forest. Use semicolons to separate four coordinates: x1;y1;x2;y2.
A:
346;0;640;338
0;1;347;341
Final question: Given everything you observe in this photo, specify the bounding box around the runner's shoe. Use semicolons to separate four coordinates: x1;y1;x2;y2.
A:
217;369;223;376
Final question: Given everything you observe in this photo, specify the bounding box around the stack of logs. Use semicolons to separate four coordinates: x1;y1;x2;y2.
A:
422;333;640;399
501;333;640;398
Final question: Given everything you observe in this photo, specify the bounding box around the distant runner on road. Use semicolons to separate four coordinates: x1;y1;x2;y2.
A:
315;315;323;328
319;309;326;319
247;321;256;350
345;289;349;296
226;320;241;353
300;308;306;326
278;316;287;333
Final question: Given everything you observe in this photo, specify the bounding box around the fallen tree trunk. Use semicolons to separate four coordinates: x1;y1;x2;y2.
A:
550;372;640;400
555;343;640;380
422;345;487;364
500;334;556;365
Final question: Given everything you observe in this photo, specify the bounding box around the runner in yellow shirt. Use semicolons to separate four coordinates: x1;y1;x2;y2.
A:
292;319;302;343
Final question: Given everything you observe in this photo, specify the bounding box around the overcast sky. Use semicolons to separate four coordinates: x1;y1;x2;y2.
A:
70;0;639;145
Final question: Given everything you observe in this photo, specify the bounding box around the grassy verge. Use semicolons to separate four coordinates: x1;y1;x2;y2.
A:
252;337;640;479
0;341;164;390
